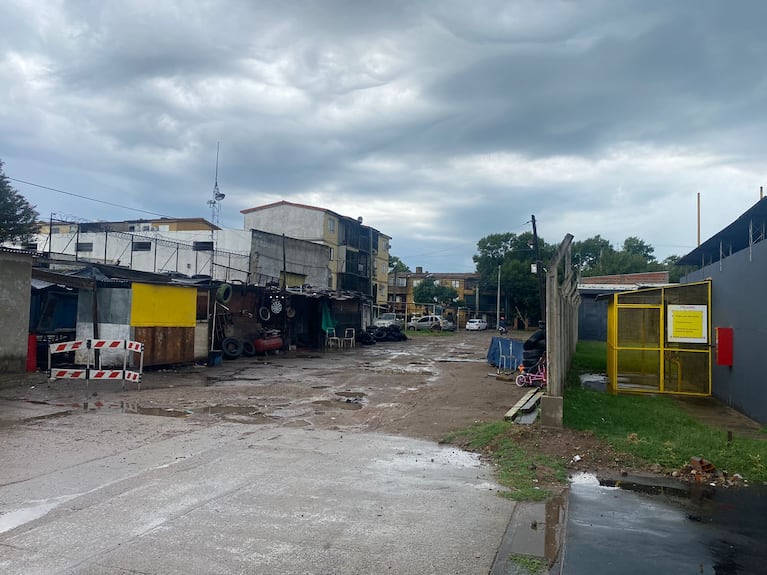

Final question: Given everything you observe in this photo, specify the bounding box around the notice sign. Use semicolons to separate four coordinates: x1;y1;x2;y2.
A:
667;305;708;344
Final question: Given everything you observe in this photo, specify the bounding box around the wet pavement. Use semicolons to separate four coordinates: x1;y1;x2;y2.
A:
558;473;767;575
0;422;513;574
4;333;767;574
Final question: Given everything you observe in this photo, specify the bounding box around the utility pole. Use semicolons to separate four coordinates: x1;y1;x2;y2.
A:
531;214;545;324
496;264;501;327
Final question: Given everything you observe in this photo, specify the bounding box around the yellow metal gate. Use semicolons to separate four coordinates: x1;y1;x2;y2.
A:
607;281;711;396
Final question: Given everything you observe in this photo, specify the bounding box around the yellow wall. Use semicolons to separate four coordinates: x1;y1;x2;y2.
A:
130;283;197;327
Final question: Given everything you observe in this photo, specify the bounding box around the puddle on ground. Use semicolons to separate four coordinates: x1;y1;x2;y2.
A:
129;404;277;422
311;385;331;389
204;406;262;416
335;391;366;398
312;399;363;410
282;419;311;428
134;406;190;417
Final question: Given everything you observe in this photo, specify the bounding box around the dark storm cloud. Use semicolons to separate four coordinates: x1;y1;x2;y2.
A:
2;0;766;271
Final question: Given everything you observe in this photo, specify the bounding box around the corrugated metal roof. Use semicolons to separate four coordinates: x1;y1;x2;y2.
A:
678;197;767;266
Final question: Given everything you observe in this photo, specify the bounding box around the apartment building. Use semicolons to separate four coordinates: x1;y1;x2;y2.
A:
241;201;390;306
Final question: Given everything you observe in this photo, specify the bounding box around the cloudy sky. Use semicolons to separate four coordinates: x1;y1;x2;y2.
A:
2;1;766;272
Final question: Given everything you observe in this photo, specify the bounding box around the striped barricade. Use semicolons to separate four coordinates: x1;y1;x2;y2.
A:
48;338;144;390
50;368;88;380
50;340;87;354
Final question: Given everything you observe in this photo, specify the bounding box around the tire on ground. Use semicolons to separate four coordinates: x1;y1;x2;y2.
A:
241;340;256;357
222;337;243;359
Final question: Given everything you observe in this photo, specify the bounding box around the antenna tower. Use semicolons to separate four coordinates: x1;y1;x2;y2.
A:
207;142;225;226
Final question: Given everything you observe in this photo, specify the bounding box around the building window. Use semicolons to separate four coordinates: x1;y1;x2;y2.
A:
413;279;422;287
330;248;334;261
51;227;60;234
451;280;460;288
76;242;93;252
132;241;152;252
328;218;336;232
397;277;406;287
193;241;214;251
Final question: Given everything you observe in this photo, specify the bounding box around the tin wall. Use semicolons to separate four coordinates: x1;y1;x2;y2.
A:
683;240;767;423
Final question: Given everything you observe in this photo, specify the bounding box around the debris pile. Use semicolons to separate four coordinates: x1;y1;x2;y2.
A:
671;457;749;488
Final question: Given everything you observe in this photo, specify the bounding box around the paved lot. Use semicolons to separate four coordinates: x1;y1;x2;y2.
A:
0;331;524;574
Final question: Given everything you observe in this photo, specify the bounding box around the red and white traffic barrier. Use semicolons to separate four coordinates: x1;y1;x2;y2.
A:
48;338;144;390
50;368;88;379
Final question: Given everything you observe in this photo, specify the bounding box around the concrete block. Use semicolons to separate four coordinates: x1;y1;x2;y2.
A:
540;395;563;428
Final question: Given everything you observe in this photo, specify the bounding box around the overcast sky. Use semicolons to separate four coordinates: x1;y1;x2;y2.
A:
2;1;766;272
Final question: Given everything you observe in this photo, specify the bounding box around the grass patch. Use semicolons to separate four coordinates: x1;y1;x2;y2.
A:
508;553;546;574
565;341;767;482
568;340;606;380
443;421;567;501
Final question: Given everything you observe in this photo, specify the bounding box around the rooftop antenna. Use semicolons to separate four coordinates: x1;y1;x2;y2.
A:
207;142;225;227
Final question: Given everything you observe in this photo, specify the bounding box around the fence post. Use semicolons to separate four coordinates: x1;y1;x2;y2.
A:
541;234;576;427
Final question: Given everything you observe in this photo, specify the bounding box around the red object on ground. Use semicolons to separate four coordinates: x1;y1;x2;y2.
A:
254;336;283;353
26;334;37;372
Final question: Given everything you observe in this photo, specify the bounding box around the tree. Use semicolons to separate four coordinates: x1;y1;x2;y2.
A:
622;236;656;262
0;160;39;244
412;277;458;308
572;235;614;274
473;231;553;324
663;255;697;283
574;235;665;277
388;255;410;273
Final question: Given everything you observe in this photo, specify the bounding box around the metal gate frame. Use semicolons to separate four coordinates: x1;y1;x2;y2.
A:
607;281;711;396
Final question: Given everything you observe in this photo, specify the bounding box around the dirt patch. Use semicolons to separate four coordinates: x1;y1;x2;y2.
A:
5;329;666;489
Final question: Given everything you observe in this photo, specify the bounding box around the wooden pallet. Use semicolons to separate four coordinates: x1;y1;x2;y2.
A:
504;389;545;421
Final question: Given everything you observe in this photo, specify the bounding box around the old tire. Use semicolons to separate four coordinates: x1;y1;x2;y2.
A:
222;337;243;359
216;283;233;304
241;340;256;357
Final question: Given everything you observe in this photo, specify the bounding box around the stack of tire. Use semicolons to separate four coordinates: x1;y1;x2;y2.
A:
521;327;546;372
371;325;408;343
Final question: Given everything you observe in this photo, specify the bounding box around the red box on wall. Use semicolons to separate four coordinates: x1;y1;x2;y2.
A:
716;327;733;366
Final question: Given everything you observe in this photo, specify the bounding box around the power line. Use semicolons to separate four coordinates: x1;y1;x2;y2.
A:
8;176;175;218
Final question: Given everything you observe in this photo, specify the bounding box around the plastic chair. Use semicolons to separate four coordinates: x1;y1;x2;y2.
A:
498;340;516;374
342;328;356;349
326;328;341;350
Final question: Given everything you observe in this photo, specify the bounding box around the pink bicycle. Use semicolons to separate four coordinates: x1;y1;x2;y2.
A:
515;358;547;388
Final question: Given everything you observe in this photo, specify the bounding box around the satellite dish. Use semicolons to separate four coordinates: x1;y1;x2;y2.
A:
215;193;225;201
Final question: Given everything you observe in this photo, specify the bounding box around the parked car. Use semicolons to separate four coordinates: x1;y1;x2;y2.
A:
466;318;488;331
373;313;405;329
407;315;445;331
441;319;456;331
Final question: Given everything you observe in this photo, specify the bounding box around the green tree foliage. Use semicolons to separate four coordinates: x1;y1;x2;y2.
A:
473;232;553;323
662;255;697;282
0;160;39;244
622;236;656;262
573;235;665;277
388;255;410;273
412;277;458;307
